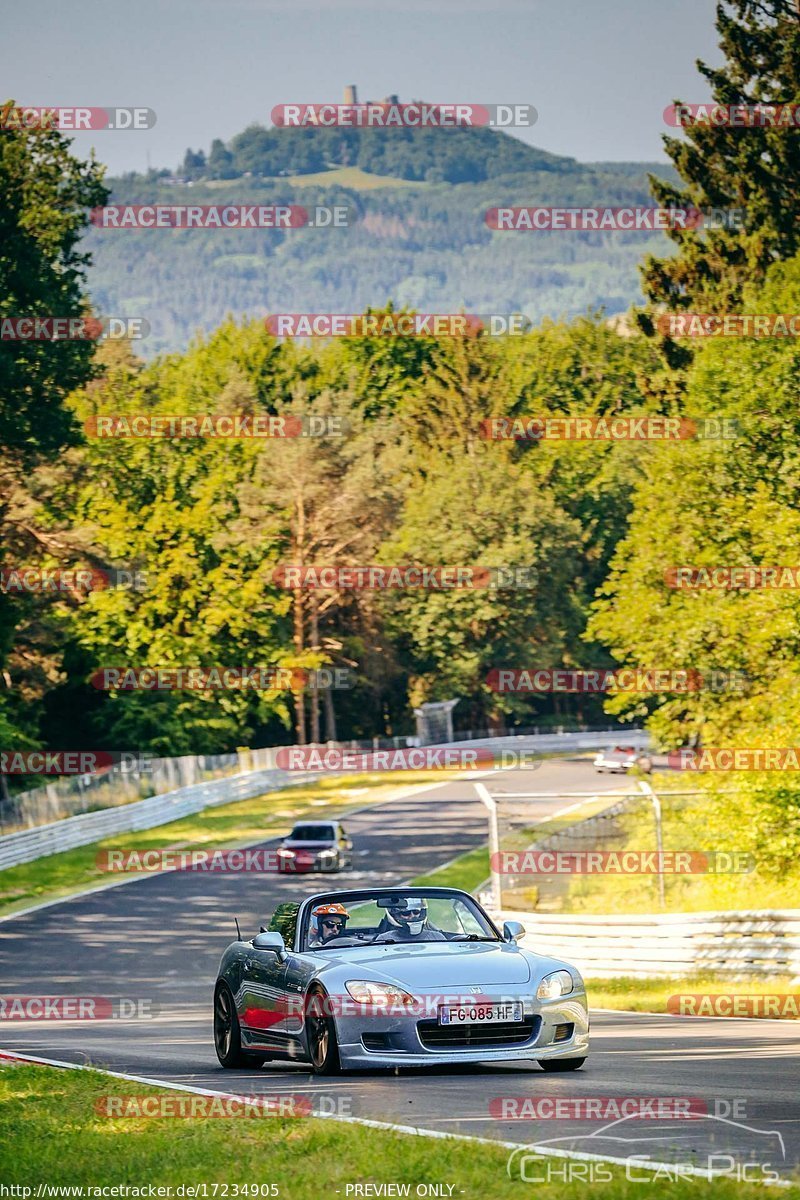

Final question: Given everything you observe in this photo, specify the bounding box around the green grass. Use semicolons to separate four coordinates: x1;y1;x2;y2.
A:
520;772;800;914
0;771;454;918
413;844;490;892
586;974;800;1016
412;792;631;903
286;165;425;189
1;1064;796;1196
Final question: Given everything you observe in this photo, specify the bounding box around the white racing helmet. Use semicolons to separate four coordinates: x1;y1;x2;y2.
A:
387;896;428;936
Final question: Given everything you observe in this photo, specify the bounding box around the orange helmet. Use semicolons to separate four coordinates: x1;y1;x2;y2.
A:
313;902;349;920
311;901;350;941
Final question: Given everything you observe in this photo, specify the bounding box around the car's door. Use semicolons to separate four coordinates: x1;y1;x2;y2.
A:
238;944;291;1050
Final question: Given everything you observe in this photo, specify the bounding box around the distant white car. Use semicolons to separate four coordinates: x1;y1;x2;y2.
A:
594;744;652;774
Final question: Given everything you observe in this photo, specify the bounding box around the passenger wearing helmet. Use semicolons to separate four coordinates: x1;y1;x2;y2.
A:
375;896;445;942
308;902;350;947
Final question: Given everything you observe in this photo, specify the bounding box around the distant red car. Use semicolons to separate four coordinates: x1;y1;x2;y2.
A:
593;745;652;774
275;821;353;873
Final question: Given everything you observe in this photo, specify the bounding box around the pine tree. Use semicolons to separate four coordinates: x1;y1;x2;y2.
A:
640;0;800;330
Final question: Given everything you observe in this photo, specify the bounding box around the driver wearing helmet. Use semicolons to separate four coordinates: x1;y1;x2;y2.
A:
375;896;445;942
308;901;350;947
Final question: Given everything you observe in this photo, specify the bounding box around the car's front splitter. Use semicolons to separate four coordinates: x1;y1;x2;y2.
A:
336;1030;590;1069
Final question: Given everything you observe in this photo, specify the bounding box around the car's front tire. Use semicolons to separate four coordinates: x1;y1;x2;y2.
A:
305;987;341;1075
214;983;268;1069
538;1056;586;1072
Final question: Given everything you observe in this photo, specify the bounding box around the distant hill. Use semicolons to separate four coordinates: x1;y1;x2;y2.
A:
176;122;582;185
87;124;679;356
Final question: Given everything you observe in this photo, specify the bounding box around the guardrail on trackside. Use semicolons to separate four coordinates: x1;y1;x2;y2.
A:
0;768;311;873
0;729;644;872
498;908;800;979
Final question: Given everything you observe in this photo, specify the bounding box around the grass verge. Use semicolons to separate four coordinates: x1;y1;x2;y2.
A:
1;1063;796;1196
412;845;490;892
412;791;629;899
586;974;800;1016
508;772;800;913
0;771;455;919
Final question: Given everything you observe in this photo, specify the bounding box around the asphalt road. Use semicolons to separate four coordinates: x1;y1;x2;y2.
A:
1;758;798;1183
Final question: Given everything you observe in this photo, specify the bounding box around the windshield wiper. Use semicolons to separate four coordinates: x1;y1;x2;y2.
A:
448;935;498;942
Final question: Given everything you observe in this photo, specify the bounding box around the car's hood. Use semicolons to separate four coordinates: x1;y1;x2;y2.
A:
318;942;532;988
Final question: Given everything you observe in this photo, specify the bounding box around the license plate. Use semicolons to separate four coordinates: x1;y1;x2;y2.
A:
439;1002;523;1025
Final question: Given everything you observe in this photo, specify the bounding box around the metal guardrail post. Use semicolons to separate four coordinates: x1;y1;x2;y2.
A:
638;778;665;910
474;781;501;910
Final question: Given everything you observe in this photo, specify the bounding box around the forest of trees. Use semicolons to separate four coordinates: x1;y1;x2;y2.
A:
2;0;800;777
177;124;577;185
93;155;678;357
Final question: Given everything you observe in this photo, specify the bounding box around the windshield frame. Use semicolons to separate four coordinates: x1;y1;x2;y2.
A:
296;886;502;953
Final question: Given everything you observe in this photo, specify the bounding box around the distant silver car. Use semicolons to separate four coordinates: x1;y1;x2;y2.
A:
214;886;589;1074
594;744;652;774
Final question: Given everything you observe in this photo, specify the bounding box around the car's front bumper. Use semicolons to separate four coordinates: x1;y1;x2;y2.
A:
277;857;341;873
333;992;589;1070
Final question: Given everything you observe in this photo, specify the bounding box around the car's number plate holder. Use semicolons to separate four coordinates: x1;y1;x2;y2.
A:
439;1001;523;1025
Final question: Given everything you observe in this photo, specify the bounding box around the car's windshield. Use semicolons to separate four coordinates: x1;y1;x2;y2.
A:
289;824;336;841
300;891;499;951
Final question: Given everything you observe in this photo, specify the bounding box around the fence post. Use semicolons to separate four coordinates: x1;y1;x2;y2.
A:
638;778;665;910
474;781;501;911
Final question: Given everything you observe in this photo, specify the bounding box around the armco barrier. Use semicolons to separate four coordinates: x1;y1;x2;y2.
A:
499;909;800;979
0;729;644;871
0;768;310;872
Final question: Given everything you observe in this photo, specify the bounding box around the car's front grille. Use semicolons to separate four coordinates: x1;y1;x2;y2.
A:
417;1016;540;1050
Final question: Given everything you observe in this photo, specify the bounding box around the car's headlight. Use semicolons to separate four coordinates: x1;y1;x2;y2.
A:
345;980;416;1007
276;848;295;856
536;970;574;1000
317;848;337;858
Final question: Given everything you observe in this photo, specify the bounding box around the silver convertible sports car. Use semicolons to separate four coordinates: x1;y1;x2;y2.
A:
213;886;589;1074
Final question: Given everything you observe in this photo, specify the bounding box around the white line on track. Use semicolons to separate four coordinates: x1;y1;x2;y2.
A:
0;1047;792;1186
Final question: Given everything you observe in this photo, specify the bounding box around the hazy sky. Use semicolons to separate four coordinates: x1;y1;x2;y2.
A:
2;0;721;175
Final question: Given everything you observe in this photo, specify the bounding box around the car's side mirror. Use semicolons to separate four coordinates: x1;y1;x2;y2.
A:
252;931;287;960
503;920;525;945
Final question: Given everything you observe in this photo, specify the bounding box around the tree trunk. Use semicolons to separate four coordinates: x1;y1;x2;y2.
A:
309;592;320;743
293;492;307;744
293;587;307;744
323;684;337;742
